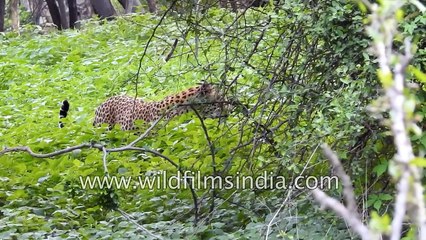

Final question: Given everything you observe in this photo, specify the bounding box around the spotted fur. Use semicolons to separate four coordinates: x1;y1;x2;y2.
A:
93;83;230;130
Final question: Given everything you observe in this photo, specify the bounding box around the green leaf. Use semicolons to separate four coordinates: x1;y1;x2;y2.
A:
408;65;426;84
373;162;388;177
377;69;393;88
410;157;426;167
370;212;391;234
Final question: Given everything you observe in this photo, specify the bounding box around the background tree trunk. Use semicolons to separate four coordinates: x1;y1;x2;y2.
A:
124;0;131;14
146;0;156;13
0;0;5;32
68;0;77;28
117;0;131;14
131;0;141;12
29;0;45;25
46;0;62;29
57;0;69;28
229;0;238;11
118;0;140;13
90;0;115;19
77;0;94;20
10;0;20;31
20;0;30;12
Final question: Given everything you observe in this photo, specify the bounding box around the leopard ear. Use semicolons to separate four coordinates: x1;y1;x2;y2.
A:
197;81;208;87
198;83;213;95
200;82;213;89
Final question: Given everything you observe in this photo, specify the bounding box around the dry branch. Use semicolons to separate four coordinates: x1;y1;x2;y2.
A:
117;208;163;239
311;145;374;240
312;189;372;240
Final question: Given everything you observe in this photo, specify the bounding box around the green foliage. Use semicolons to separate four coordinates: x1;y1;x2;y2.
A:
370;212;391;235
367;194;393;212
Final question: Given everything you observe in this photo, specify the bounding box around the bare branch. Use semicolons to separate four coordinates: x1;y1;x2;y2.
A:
133;0;179;98
265;144;319;239
312;189;373;240
165;38;179;62
265;188;294;239
311;144;374;239
366;1;426;238
321;144;358;217
128;115;164;147
0;143;98;158
117;208;163;239
190;105;217;220
102;146;109;176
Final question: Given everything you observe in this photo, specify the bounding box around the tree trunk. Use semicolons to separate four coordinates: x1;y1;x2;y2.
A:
29;0;44;25
77;0;94;20
90;0;115;19
68;0;77;28
117;0;131;14
118;0;140;13
20;0;30;11
146;0;156;13
46;0;62;29
10;0;20;31
229;0;238;11
131;0;141;12
57;0;69;28
124;0;131;14
0;0;5;32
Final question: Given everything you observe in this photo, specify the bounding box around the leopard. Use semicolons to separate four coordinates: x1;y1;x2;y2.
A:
61;83;231;131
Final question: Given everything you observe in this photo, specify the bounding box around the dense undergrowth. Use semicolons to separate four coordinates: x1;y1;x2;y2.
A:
0;1;425;239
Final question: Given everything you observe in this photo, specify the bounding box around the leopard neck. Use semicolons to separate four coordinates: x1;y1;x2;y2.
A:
153;85;205;112
138;84;215;122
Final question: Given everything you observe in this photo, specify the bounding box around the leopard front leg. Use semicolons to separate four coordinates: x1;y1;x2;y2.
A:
116;112;136;131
